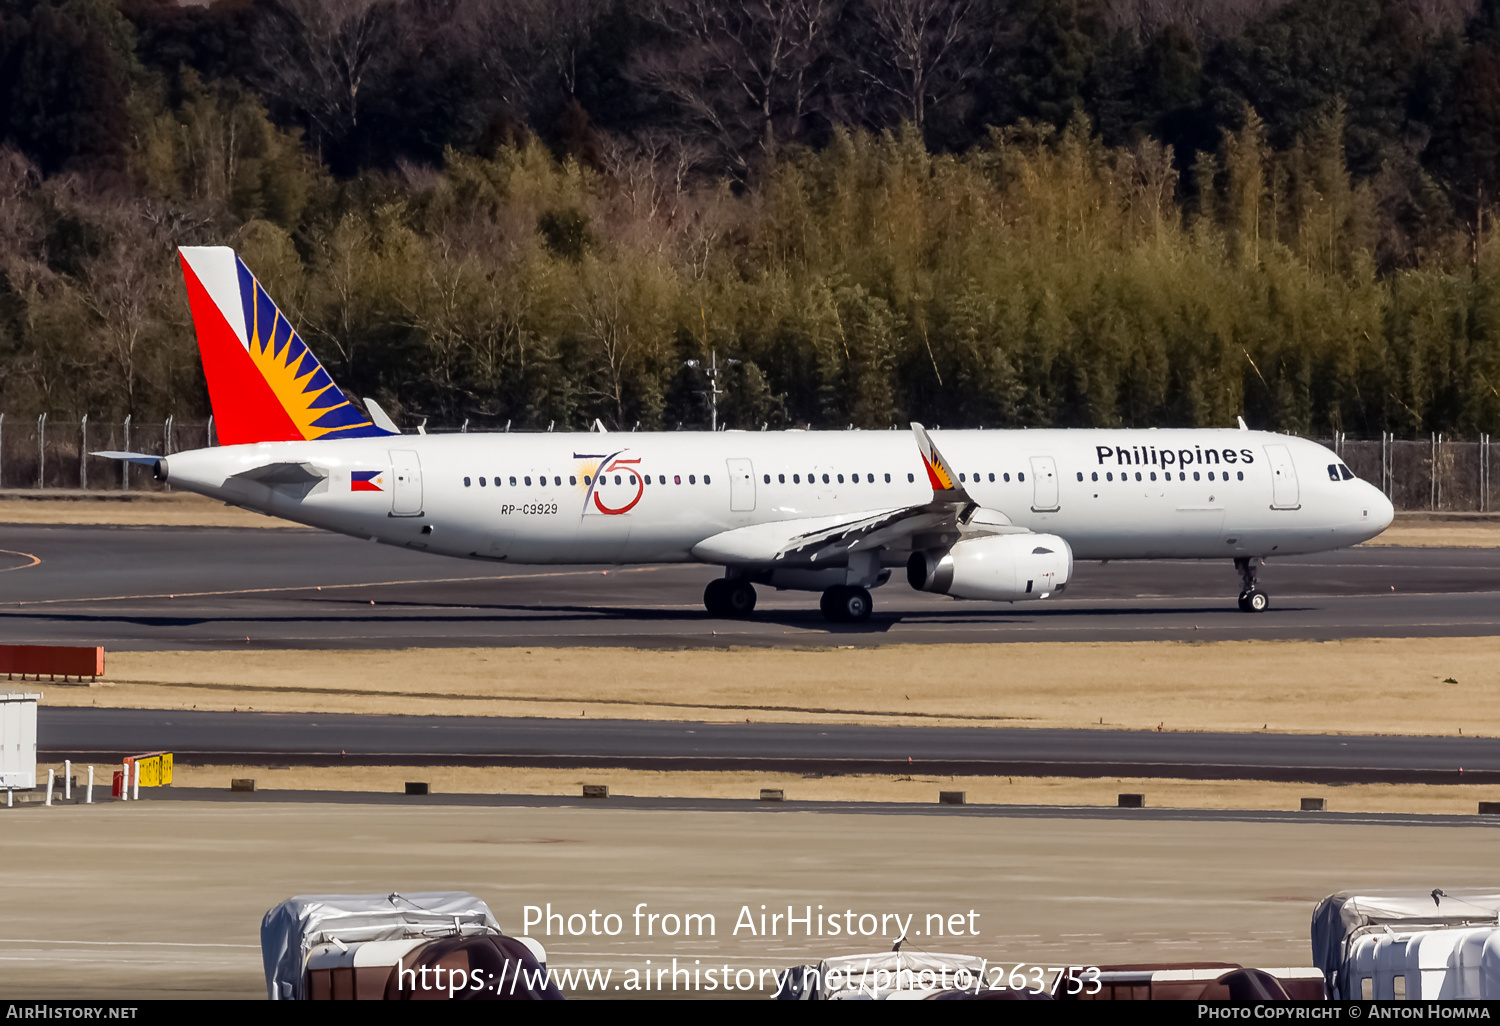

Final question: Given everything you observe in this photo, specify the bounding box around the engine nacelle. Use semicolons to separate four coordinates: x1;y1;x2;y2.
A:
907;533;1073;601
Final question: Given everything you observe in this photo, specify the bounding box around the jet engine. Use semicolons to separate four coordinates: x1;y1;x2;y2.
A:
907;533;1073;601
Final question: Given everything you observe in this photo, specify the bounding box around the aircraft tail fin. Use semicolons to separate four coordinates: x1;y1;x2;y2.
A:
177;246;396;446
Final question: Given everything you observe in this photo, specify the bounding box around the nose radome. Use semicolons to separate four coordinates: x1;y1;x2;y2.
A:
1363;484;1395;533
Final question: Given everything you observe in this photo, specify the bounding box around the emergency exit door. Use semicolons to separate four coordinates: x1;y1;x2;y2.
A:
726;458;756;512
390;449;423;516
1030;455;1060;511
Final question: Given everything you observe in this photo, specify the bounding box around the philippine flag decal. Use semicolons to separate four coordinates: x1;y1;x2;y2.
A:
351;470;384;492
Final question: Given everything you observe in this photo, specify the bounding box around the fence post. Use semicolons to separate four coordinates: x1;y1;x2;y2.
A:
164;414;173;456
0;412;5;489
79;414;87;490
1430;432;1437;511
207;414;214;447
122;414;131;492
36;412;45;490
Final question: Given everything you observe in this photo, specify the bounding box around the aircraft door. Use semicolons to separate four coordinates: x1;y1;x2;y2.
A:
726;458;756;512
1030;455;1060;511
1265;444;1300;509
390;449;423;516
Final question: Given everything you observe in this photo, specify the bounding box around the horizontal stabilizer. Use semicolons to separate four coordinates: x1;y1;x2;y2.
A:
232;461;328;486
91;451;160;466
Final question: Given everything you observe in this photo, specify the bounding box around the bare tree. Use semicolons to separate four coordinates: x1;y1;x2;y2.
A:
854;0;987;135
78;227;170;418
631;0;840;175
257;0;394;156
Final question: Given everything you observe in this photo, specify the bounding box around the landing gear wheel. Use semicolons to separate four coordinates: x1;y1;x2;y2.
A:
724;580;757;617
1233;557;1268;613
821;585;873;623
703;578;730;616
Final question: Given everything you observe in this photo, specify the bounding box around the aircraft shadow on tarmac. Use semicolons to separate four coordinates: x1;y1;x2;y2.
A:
0;596;1299;636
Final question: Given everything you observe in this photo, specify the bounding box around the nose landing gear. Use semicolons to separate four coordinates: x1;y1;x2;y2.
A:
1235;557;1269;612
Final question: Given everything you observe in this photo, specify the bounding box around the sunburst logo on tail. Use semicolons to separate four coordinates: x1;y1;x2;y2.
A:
178;245;395;445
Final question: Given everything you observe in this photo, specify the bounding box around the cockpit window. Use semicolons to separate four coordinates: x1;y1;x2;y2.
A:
1327;464;1341;481
1339;464;1354;480
1032;546;1054;554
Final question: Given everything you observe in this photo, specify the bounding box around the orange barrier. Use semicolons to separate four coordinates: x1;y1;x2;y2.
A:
0;645;104;681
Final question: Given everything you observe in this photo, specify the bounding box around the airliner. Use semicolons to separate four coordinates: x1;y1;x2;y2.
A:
101;247;1394;622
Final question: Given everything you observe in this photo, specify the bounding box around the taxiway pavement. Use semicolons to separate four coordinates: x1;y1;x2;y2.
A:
4;525;1500;648
1;797;1494;999
36;707;1500;783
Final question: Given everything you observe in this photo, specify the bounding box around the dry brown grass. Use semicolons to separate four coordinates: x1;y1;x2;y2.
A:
1369;522;1500;547
62;761;1499;816
41;637;1500;736
0;492;304;528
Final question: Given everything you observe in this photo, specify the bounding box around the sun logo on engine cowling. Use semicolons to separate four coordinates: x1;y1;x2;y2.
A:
574;450;645;515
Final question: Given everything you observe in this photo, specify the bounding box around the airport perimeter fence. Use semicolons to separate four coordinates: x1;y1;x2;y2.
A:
0;414;1493;512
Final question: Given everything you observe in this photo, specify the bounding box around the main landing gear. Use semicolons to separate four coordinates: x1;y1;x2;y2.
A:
704;578;757;617
820;585;873;623
1235;557;1269;613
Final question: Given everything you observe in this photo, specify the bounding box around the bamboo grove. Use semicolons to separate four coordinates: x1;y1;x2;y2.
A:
2;0;1499;437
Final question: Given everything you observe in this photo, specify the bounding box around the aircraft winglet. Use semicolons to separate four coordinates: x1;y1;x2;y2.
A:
910;423;973;506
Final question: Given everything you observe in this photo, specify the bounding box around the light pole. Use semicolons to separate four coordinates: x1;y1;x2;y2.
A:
684;350;739;431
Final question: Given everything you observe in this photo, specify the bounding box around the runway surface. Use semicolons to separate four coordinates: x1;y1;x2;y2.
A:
4;797;1496;998
4;524;1500;648
38;707;1500;783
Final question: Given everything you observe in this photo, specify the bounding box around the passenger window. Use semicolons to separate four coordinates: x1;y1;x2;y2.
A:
779;474;785;483
763;474;770;484
907;473;914;482
884;473;890;483
1208;471;1215;481
510;476;518;486
689;474;696;484
1018;472;1025;482
525;476;533;486
1106;472;1113;481
1394;975;1406;1000
1328;464;1341;482
1361;979;1373;1001
1193;471;1200;481
1150;472;1157;481
555;476;562;486
614;475;621;485
674;475;681;484
1134;472;1141;481
793;474;800;483
867;474;874;483
988;473;995;482
838;474;845;483
1076;472;1083;482
822;474;830;484
704;475;711;484
479;477;486;486
1179;472;1185;480
464;476;471;487
658;475;666;484
569;475;577;485
1091;472;1097;481
1237;471;1244;480
959;473;966;483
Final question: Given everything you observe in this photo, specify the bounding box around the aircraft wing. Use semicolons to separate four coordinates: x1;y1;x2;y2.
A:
690;423;1027;566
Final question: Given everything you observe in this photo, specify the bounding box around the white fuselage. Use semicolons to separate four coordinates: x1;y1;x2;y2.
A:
159;428;1393;576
